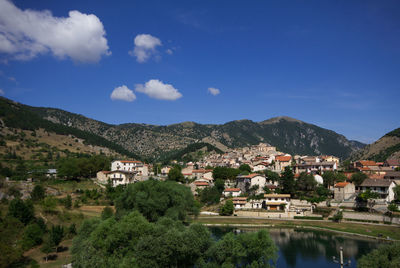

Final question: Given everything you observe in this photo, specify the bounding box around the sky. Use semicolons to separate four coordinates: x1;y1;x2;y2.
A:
0;0;399;144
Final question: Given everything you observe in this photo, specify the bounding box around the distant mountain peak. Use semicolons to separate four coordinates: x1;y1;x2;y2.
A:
259;116;304;125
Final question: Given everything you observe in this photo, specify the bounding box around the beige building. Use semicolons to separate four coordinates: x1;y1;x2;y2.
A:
334;182;355;201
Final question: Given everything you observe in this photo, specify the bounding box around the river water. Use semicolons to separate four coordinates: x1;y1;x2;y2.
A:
209;227;383;268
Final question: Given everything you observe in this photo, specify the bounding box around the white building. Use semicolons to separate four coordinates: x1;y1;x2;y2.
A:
108;170;136;187
111;160;148;176
236;173;266;193
223;188;242;197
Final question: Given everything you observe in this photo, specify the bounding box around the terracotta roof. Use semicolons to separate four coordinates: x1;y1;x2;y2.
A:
194;181;209;186
244;173;261;179
359;160;378;166
335;182;350;188
224;188;241;192
359;167;370;171
100;171;111;174
275;156;292;162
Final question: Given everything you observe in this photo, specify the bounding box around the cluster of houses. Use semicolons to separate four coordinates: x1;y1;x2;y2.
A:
96;144;400;213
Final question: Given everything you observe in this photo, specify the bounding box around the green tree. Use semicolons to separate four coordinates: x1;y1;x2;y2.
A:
101;206;114;220
214;178;225;193
296;173;317;192
115;180;199;222
167;165;185;183
22;223;44;250
220;200;234;216
239;164;251;173
322;171;335;188
40;238;54;263
31;184;46;201
199;186;221;205
64;194;72;209
213;167;241;181
42;196;57;214
280;166;295;195
207;230;278;266
8;198;34;225
0;216;24;267
351;172;368;186
49;225;64;252
71;211;277;268
265;170;280;182
331;210;343;222
358;242;400;268
388;203;398;212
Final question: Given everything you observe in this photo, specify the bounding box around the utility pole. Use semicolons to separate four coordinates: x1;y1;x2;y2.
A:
332;247;351;268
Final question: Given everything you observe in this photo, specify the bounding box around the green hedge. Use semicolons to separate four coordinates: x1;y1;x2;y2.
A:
344;218;380;224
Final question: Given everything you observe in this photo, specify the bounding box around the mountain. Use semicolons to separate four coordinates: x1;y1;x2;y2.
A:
0;97;365;160
351;128;400;161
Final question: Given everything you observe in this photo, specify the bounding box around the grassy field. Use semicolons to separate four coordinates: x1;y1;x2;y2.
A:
44;179;101;194
194;216;400;240
24;239;73;268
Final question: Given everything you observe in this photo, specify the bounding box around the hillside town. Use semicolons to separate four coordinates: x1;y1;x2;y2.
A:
95;143;400;222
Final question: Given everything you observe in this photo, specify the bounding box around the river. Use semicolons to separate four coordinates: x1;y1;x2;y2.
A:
209;227;384;267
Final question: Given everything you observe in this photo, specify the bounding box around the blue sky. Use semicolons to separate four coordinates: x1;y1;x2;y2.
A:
0;0;399;144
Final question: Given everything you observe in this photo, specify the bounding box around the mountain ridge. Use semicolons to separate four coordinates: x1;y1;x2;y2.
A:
0;97;365;160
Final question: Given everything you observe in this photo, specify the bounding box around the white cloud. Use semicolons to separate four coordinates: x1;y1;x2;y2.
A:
208;87;220;96
129;34;161;63
0;88;4;95
166;49;173;55
135;79;182;100
0;0;110;63
110;85;136;102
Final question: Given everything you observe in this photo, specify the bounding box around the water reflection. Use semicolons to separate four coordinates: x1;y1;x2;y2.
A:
209;227;382;268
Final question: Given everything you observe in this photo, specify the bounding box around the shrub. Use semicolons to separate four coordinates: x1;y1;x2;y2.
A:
219;200;234;216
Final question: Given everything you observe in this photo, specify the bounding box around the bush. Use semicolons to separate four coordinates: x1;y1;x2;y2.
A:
22;223;44;250
31;185;45;201
388;203;399;212
331;210;343;222
8;198;34;225
358;242;400;267
115;180;199;222
42;196;57;214
101;206;114;220
219;200;234;216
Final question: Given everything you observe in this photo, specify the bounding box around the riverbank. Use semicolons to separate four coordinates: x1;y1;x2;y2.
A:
194;216;400;241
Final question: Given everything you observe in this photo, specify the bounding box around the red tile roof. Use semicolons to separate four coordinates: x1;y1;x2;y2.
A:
359;160;378;166
245;173;261;178
335;182;350;188
275;156;292;162
224;188;241;192
194;181;209;186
